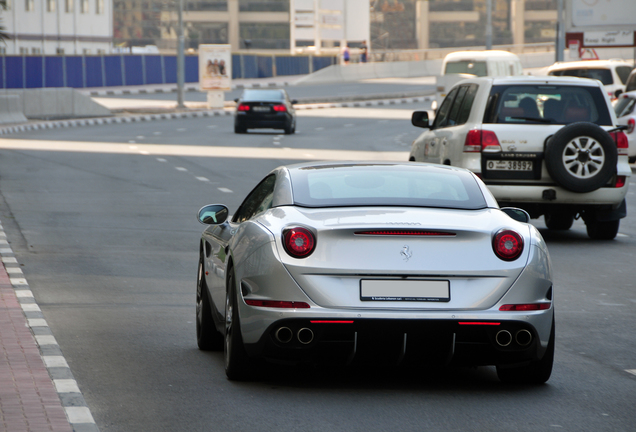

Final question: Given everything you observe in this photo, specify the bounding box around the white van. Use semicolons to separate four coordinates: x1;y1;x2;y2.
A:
435;50;523;109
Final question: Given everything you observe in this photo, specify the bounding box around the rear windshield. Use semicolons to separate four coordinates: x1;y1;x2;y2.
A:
626;75;636;93
549;68;613;85
445;61;487;77
241;90;285;101
290;165;487;210
616;66;634;84
484;85;612;125
614;95;636;118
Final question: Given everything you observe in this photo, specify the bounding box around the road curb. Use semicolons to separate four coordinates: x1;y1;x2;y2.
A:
0;95;432;136
0;221;99;432
83;80;298;97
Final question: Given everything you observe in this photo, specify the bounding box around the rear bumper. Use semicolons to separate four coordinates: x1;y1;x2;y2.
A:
488;183;629;207
235;113;291;130
244;316;553;367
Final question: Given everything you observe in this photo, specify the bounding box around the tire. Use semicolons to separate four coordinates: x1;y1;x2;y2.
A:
497;317;555;385
284;119;295;135
544;122;617;193
196;256;224;350
234;125;246;134
586;219;620;240
224;268;252;380
544;211;574;230
629;156;636;164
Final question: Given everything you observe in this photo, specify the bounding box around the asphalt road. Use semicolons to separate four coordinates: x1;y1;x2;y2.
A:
0;101;635;431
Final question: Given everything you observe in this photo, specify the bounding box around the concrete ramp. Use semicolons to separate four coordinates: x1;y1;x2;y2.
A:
0;95;28;124
3;88;111;120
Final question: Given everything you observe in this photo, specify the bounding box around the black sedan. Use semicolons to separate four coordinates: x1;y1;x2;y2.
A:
234;89;297;134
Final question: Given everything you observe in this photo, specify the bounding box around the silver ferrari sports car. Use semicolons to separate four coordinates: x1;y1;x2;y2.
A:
196;162;555;383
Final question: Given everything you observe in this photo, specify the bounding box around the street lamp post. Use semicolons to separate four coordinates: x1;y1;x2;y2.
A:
177;0;185;108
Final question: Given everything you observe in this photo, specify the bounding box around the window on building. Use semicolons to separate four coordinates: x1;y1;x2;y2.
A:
47;0;56;12
32;47;41;55
0;47;6;54
19;47;29;54
96;0;103;13
56;48;65;55
83;48;91;55
25;0;34;11
66;0;73;12
81;0;88;12
96;49;106;54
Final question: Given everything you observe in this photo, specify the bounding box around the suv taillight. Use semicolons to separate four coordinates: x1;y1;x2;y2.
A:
628;118;635;134
610;130;629;156
463;129;501;153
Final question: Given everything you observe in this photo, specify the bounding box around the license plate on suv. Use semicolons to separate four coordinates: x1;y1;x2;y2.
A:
481;152;542;180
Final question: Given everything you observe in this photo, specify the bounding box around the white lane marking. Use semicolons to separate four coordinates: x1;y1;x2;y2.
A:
157;158;167;162
273;141;280;146
128;140;136;144
297;107;413;120
177;128;187;132
153;132;162;135
136;135;145;139
626;369;636;377
196;177;209;182
207;125;218;129
0;139;409;161
175;167;187;171
315;127;324;131
344;123;355;127
54;379;81;393
218;187;233;193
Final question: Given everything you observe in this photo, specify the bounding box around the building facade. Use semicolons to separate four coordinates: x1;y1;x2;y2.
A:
1;0;113;55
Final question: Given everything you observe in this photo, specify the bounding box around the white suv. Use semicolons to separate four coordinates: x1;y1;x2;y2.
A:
547;59;633;100
409;76;631;240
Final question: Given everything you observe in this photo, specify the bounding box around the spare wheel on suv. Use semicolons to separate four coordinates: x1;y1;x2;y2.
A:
544;122;617;193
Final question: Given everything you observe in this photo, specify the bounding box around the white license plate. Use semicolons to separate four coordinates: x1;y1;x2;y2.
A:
486;160;533;171
360;279;450;302
252;106;270;112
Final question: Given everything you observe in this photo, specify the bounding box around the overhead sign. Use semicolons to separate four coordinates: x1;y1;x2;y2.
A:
571;0;636;29
584;31;634;47
199;44;232;92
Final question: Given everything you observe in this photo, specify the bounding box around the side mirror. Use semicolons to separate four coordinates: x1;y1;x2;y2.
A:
411;111;430;128
614;89;623;98
198;204;229;225
291;99;298;105
234;98;239;103
501;207;530;223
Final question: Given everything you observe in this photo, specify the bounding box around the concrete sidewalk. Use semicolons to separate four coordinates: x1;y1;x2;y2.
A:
0;219;97;432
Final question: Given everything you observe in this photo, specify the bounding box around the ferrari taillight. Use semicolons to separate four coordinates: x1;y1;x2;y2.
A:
272;104;287;112
283;227;315;258
237;104;250;111
493;229;524;261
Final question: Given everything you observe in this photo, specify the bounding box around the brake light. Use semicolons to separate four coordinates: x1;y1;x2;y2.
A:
463;129;501;153
283;227;316;258
245;300;310;308
615;176;626;188
492;229;524;261
354;230;455;236
499;303;551;311
237;104;250;111
272;104;287;112
628;118;635;134
610;130;629;155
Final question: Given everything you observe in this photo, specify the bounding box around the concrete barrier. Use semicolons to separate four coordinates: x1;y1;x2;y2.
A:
3;88;111;120
0;95;28;124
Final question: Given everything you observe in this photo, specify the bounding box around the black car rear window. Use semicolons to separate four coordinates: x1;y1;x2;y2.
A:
484;85;612;125
290;164;488;210
550;68;613;85
241;90;285;101
615;95;636;118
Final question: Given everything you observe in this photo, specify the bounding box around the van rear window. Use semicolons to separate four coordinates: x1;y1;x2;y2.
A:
445;61;487;77
484;85;612;125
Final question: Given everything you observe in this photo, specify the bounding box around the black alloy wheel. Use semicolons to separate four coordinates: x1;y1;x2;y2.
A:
196;256;224;350
545;122;617;193
224;268;252;380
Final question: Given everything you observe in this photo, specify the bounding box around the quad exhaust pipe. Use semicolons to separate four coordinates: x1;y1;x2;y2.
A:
274;326;314;344
495;329;533;347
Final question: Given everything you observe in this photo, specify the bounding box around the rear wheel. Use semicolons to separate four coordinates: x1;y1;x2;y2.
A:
586;219;620;240
196;257;223;350
497;317;555;385
544;212;574;230
224;268;252;380
284;119;295;135
234;125;247;134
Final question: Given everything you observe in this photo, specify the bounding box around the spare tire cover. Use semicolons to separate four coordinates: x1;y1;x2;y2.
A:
544;122;617;193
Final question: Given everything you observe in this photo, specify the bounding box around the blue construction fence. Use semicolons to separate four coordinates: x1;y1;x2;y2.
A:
0;54;337;89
